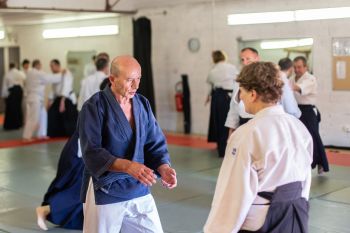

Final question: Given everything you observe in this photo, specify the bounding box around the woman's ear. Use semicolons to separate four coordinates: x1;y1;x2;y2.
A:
251;90;259;102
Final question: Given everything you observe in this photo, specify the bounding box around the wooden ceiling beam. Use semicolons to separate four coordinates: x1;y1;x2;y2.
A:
0;3;136;14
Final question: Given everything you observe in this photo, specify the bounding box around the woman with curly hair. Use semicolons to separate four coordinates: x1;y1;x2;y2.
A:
204;62;313;233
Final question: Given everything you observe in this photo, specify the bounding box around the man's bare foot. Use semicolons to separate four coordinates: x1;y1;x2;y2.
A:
36;205;50;231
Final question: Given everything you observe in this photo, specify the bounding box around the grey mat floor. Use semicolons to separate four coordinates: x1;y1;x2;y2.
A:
0;141;349;233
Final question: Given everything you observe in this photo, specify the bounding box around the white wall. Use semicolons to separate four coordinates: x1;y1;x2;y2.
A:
137;0;350;147
4;0;350;147
12;15;133;72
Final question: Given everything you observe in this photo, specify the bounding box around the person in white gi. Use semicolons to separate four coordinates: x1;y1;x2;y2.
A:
204;62;313;233
278;57;301;118
1;63;26;130
83;55;97;78
77;57;109;111
2;63;25;97
22;59;65;140
21;59;31;75
290;56;329;174
206;50;238;157
49;59;75;104
47;59;78;137
225;47;259;136
21;59;30;124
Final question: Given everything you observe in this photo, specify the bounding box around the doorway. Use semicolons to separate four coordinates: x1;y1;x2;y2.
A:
0;46;20;113
66;50;96;94
239;38;313;71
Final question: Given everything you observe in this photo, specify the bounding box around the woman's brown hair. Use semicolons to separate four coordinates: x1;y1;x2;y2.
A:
236;62;283;103
212;50;226;63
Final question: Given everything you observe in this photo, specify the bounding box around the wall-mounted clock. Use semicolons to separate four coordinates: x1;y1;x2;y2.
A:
188;38;200;52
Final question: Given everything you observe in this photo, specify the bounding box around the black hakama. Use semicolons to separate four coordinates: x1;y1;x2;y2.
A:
298;105;329;172
41;131;83;229
47;97;78;137
3;85;23;130
207;88;232;157
239;116;251;126
239;182;309;233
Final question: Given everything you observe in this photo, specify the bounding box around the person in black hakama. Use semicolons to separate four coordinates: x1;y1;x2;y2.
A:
2;63;25;130
47;59;78;138
291;56;329;174
206;50;238;157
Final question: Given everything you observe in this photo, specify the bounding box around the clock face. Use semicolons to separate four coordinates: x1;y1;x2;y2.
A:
188;38;200;52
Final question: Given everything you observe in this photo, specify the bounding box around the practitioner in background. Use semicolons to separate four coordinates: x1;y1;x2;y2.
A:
206;50;238;157
290;56;329;174
2;62;25;130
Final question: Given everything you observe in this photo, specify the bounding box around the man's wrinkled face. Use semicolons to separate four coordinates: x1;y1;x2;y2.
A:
112;66;141;99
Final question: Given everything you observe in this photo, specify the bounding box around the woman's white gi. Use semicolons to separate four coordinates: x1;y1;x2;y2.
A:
204;105;313;233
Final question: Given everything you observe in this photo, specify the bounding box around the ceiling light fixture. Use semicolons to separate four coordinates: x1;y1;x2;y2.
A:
42;25;119;39
228;11;294;25
260;38;313;49
228;7;350;25
42;13;119;24
295;7;350;21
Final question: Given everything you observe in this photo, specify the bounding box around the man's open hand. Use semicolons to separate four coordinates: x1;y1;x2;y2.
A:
157;164;177;189
125;161;157;186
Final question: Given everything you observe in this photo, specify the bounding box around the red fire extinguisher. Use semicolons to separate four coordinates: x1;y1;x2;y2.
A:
175;81;183;112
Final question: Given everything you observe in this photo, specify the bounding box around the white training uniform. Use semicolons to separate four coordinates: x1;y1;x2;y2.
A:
83;179;163;233
1;68;25;98
279;71;301;118
289;71;317;105
204;105;313;233
206;61;238;94
50;70;76;103
22;68;62;139
225;82;254;129
84;61;97;78
77;71;106;111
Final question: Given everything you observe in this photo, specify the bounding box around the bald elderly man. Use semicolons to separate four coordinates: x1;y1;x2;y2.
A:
79;55;177;233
